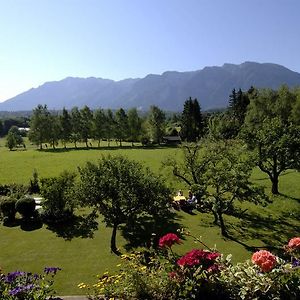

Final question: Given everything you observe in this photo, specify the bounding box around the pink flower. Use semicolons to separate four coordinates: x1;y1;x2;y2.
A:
177;249;220;268
252;250;277;272
159;233;181;248
288;237;300;250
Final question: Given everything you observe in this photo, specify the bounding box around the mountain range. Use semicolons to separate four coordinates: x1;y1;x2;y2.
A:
1;61;300;112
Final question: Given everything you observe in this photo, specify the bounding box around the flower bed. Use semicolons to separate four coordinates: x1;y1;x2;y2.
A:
0;266;61;299
81;232;300;299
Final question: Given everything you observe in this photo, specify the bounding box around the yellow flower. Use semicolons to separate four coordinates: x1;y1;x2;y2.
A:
116;263;122;267
78;283;87;289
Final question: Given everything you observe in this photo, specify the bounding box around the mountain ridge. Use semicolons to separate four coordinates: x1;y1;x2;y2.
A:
1;61;300;112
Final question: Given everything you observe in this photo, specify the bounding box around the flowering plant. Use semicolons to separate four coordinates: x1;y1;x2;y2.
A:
288;237;300;250
251;250;277;272
158;233;181;248
0;267;61;300
177;248;220;269
82;234;300;300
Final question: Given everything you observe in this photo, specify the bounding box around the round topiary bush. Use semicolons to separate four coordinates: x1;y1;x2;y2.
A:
0;196;17;222
15;197;36;220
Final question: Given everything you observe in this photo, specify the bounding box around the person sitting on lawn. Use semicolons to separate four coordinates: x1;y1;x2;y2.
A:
187;190;197;207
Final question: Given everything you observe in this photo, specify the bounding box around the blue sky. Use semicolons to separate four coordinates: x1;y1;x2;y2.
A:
0;0;299;102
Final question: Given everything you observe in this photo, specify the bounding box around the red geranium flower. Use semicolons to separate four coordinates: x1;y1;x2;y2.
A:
252;250;277;272
288;237;300;250
177;249;220;268
159;233;181;248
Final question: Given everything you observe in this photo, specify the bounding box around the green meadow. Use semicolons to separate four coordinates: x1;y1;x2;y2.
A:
0;138;299;295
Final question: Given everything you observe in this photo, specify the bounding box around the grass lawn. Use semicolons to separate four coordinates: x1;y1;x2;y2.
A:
0;138;299;295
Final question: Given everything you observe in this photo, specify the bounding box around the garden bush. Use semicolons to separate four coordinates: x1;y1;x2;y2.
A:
8;183;29;199
82;231;300;299
15;197;36;220
40;171;76;223
0;196;17;222
0;185;11;196
0;183;28;199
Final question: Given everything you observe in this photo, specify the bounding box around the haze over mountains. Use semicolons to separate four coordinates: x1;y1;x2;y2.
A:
1;61;300;112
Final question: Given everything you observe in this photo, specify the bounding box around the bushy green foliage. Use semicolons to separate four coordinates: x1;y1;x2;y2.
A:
0;183;28;199
242;85;300;194
164;140;268;236
0;196;17;222
77;154;171;253
147;105;166;144
0;185;11;196
40;171;76;223
15;197;36;219
219;258;300;299
5;126;24;150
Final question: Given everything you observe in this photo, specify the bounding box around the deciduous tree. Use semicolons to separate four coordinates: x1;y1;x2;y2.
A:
92;109;106;147
60;108;72;148
242;86;300;194
163;140;267;236
77;155;171;254
127;108;142;146
29;105;51;149
80;106;93;148
115;108;129;146
147;105;166;144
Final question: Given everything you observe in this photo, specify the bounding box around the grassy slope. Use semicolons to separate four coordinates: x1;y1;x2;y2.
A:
0;139;299;294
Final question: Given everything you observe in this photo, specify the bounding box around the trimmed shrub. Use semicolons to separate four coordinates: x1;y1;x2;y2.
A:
15;197;36;219
0;196;17;221
9;183;29;199
0;185;11;196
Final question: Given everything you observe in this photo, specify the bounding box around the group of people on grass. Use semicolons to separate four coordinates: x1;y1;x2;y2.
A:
172;190;197;211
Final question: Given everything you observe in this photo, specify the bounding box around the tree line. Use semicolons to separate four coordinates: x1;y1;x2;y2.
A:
3;84;300;198
5;98;205;150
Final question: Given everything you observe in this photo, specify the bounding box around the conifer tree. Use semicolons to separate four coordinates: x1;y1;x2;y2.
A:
181;97;204;142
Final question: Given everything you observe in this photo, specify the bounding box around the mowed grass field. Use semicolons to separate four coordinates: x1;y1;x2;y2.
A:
0;138;299;295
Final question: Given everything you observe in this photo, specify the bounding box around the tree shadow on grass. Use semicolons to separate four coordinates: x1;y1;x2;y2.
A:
3;217;43;231
225;209;300;256
279;192;300;203
36;144;179;153
20;218;43;231
44;211;98;240
121;210;184;251
2;218;22;227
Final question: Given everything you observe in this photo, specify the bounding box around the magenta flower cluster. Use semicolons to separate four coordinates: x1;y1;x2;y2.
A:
177;249;220;269
159;233;181;248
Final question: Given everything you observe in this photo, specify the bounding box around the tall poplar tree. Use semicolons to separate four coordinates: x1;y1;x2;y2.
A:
70;107;82;148
127;108;142;146
80;106;93;148
60;108;72;148
115;108;129;146
147;105;166;144
93;109;106;147
29;104;51;149
106;109;116;147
